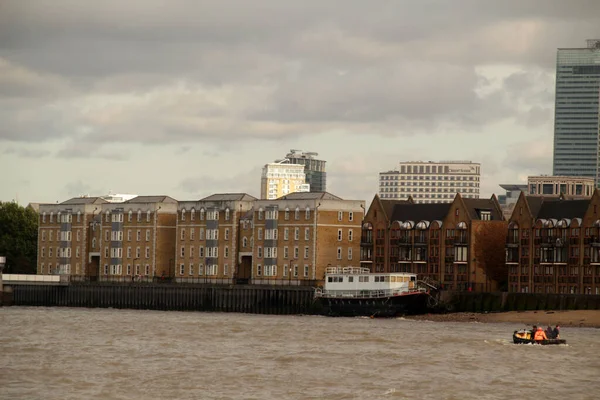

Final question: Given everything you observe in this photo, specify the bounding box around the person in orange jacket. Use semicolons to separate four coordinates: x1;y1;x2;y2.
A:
533;326;548;342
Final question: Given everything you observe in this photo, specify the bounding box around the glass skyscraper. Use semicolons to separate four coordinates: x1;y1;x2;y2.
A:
552;39;600;185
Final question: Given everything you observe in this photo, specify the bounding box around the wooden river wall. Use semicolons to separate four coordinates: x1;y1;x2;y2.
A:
10;284;322;315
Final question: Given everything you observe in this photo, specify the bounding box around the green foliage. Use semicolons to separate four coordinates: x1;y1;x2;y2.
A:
0;202;38;274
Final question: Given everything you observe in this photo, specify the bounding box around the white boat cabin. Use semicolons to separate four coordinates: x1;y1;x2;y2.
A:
317;266;425;299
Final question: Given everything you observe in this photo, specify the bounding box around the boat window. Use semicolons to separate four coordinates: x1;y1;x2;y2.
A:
328;277;333;282
359;276;369;282
411;276;416;281
348;276;354;283
384;276;390;282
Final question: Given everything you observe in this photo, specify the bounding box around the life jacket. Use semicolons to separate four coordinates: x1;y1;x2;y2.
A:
534;329;547;341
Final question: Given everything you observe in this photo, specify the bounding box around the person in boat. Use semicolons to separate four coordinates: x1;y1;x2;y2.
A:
533;326;548;342
545;326;553;339
530;325;537;340
552;325;560;339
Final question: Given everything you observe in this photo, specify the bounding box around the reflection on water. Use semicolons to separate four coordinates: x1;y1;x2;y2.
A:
1;307;599;399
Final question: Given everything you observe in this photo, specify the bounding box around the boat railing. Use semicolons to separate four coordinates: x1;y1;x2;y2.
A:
314;287;427;299
325;266;370;275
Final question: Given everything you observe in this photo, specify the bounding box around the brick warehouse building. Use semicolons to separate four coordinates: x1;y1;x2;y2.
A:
37;192;364;285
360;193;505;291
506;190;600;294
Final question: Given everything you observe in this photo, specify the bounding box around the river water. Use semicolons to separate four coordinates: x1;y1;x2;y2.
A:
1;307;599;400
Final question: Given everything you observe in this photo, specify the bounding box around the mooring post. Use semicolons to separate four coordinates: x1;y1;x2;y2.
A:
0;256;5;306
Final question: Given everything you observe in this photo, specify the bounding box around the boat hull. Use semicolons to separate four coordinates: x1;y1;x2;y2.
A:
512;331;566;345
319;293;429;317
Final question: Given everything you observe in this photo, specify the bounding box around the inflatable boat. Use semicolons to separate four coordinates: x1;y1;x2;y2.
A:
513;329;566;345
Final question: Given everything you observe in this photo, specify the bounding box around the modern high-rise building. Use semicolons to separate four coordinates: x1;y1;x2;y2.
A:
552;39;600;184
379;161;481;203
260;160;310;200
283;150;326;192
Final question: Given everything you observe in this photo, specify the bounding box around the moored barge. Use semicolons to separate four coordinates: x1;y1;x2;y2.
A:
314;267;435;317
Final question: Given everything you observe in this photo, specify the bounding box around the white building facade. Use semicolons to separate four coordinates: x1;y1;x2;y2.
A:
260;161;310;200
379;161;481;203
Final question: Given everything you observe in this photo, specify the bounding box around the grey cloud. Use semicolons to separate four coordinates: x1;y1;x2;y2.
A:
64;180;99;198
55;142;129;161
3;147;51;158
1;0;599;146
503;135;553;173
177;167;262;199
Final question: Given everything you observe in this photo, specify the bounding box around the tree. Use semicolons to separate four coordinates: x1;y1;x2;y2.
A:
0;202;38;274
474;221;509;290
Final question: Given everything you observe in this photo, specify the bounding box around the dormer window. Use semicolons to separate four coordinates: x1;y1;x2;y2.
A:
480;210;491;221
181;209;186;221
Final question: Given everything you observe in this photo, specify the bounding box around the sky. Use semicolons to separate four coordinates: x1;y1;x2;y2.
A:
1;0;600;205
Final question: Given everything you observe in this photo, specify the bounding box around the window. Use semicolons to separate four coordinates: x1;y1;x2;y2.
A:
305;228;310;240
181;247;185;257
189;264;194;276
225;228;229;241
265;229;278;240
337;229;342;241
337;247;342;260
225;208;230;221
224;246;229;258
242;237;248;247
199;246;204;258
265;247;277;258
146;211;151;222
480;211;491;221
104;247;108;258
258;209;264;220
105;211;110;222
305;207;310;220
284;246;289;259
284;228;289;240
207;229;219;240
127;247;132;258
206;264;218;275
190;229;195;241
145;264;150;275
264;265;277;276
104;264;109;275
304;265;309;277
256;264;262;276
200;209;205;220
338;211;343;221
137;210;142;222
181;209;186;221
181;229;186;241
258;228;263;241
293;264;299;277
128;211;132;222
295;208;300;220
190;209;195;221
42;212;46;223
284;208;290;220
127;230;131;241
348;248;353;260
349;212;354;222
42;247;45;258
294;228;299;241
207;247;218;258
190;246;194;258
224;264;228;276
198;263;204;275
136;247;141;258
76;230;80;242
146;230;150;241
283;264;289;277
207;210;219;220
348;229;353;241
304;246;309;259
199;228;205;240
294;246;299;259
257;246;263;258
49;231;53;241
105;230;109;241
180;264;185;275
145;247;150;258
42;231;46;241
92;238;96;249
266;209;278;220
137;230;141;241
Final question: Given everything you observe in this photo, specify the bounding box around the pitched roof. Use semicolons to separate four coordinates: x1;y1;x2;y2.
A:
537;199;590;220
276;192;342;200
462;198;503;221
390;203;451;222
200;193;257;201
125;195;178;203
525;196;546;218
60;197;108;205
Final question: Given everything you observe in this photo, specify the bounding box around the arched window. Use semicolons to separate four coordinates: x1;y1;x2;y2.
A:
128;210;133;222
137;210;142;222
242;237;248;247
181;209;186;221
105;210;110;222
225;208;230;221
294;207;300;220
190;208;195;221
258;208;264;220
50;212;54;223
76;211;81;223
42;212;46;223
92;238;96;249
284;208;290;220
305;207;310;220
146;210;151;222
200;208;205;220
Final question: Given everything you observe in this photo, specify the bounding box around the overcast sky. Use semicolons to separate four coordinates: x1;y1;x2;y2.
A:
1;0;599;205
